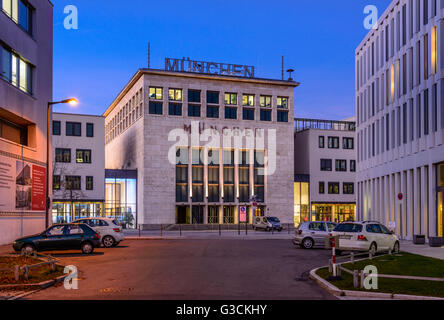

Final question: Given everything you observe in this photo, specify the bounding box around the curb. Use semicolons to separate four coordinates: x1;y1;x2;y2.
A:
309;267;444;300
0;273;68;291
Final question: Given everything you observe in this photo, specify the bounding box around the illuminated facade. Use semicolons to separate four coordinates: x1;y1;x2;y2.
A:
51;113;105;224
356;0;444;240
294;118;357;225
104;68;299;228
0;0;53;245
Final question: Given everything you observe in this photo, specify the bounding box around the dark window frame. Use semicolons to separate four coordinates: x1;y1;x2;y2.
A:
86;123;94;137
52;121;61;136
66;122;81;137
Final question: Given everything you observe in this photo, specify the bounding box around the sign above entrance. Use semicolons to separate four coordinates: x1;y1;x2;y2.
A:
165;57;255;78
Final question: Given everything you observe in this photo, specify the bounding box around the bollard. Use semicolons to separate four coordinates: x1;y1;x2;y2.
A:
331;237;337;277
353;270;359;288
138;225;141;238
328;259;333;273
238;223;240;236
336;265;341;277
245;222;248;235
14;265;19;281
24;266;29;280
179;224;182;237
219;224;221;236
369;252;373;260
351;252;355;263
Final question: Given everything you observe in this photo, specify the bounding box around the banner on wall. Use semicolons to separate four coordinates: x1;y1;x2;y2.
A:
0;154;46;212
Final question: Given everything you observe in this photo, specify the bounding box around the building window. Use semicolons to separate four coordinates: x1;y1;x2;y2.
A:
224;93;237;105
149;87;163;100
343;183;354;195
188;105;201;117
176;147;188;203
0;46;33;94
260;109;271;121
86;176;93;190
66;122;81;136
168;88;182;101
343;137;354;149
86;123;94;137
225;107;237;119
0;0;32;34
0;117;28;146
328;136;339;149
277;97;288;109
335;160;347;172
207;106;219;118
328;182;340;194
52;121;61;136
319;182;325;194
55;148;71;163
319;136;325;148
76;149;92;164
320;159;332;171
149;102;163;115
53;175;61;191
169;103;182;116
65;176;81;190
242;94;255;107
207;91;219;104
350;160;356;172
277;111;288;122
243;108;254;120
188;90;201;103
259;95;272;108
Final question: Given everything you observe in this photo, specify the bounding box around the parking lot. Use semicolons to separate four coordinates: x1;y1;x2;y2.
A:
1;239;335;300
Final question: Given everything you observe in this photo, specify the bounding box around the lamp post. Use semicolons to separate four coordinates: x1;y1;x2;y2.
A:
46;98;78;228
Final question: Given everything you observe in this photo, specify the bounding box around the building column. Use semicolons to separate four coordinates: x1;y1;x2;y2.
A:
407;169;414;239
428;164;437;237
389;174;395;225
385;175;390;226
421;166;428;236
413;167;421;235
395;172;401;235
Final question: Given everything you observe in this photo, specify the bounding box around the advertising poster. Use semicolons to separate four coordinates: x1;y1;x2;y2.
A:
0;154;46;212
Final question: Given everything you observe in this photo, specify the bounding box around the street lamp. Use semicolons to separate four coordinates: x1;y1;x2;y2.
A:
46;98;78;228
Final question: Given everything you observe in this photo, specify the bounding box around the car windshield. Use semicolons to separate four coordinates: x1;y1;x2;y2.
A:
333;223;363;233
267;217;279;222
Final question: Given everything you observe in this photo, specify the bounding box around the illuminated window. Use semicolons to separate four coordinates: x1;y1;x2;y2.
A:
53;175;61;191
224;93;237;105
431;26;437;74
260;95;272;108
149;87;163;100
277;97;288;109
328;182;340;195
86;176;94;190
168;88;182;101
242;94;254;107
390;64;395;103
55;148;71;163
76;149;91;164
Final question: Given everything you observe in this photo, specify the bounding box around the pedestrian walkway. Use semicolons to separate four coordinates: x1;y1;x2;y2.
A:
124;230;294;240
400;240;444;260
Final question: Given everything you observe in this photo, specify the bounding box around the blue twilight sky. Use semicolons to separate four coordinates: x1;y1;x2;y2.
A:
52;0;392;119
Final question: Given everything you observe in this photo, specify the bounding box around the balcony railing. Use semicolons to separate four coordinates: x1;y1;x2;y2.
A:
294;118;356;132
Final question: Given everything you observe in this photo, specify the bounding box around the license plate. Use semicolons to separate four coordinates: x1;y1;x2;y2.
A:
340;235;352;240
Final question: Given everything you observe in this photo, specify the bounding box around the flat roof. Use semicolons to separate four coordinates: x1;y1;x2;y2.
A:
103;69;300;117
53;112;104;118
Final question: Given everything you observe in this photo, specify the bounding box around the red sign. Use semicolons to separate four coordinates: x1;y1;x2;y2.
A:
397;193;404;201
31;165;46;211
239;206;247;223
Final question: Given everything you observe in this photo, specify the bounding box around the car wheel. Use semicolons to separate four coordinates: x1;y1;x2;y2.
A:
21;244;35;255
102;236;115;248
392;241;400;254
81;241;94;254
369;242;377;256
302;238;314;249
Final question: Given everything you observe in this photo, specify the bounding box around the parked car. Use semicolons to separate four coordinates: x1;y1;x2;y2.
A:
12;223;101;255
331;221;400;255
73;218;124;248
293;221;338;249
253;216;283;232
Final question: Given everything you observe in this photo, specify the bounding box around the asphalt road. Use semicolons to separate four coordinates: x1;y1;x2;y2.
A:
17;239;334;300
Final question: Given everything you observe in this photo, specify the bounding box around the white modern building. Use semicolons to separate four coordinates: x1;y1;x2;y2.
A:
294;118;357;225
356;0;444;240
104;59;299;229
0;0;53;245
51;113;105;224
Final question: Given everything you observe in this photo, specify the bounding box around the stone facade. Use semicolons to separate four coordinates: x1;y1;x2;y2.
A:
104;69;298;228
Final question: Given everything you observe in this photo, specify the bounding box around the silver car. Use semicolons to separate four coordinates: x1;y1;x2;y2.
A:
293;221;338;249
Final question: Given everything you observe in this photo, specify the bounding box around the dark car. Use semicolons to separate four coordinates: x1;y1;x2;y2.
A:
12;223;101;255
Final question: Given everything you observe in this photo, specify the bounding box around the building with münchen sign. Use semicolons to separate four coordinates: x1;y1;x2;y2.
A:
103;59;299;229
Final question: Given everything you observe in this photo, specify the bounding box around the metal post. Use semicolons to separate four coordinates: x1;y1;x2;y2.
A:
353;270;359;288
160;224;163;237
351;252;354;263
328;259;333;273
179;224;182;237
14;265;19;281
238;223;240;235
245;222;248;235
360;272;365;289
219;223;221;236
332;237;337;277
138;225;141;238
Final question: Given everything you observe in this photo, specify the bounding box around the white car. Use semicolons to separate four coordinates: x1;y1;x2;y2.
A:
331;221;400;255
73;218;124;248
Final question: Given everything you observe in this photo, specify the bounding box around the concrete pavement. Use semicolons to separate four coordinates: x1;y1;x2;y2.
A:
9;239;335;300
400;240;444;260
